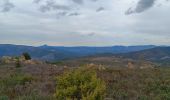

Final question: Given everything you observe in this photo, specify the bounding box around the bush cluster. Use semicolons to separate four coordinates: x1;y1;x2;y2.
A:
55;67;106;100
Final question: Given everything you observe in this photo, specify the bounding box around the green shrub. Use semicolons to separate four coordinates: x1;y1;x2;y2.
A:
0;73;34;99
22;53;31;60
16;93;54;100
1;73;33;88
55;67;106;100
0;95;9;100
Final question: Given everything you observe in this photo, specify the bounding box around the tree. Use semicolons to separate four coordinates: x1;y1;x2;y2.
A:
55;67;106;100
22;52;31;60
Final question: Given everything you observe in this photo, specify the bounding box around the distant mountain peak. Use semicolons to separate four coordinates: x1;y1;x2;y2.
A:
40;44;49;47
43;44;48;46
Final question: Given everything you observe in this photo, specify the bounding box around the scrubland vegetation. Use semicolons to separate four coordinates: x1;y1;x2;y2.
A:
0;60;170;100
55;67;106;100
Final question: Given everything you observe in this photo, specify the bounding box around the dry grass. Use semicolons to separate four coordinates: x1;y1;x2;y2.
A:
0;62;170;100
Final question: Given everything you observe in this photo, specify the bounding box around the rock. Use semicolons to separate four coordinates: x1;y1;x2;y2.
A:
1;56;16;64
127;61;135;69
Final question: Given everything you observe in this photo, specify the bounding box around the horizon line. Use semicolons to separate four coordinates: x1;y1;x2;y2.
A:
0;43;169;47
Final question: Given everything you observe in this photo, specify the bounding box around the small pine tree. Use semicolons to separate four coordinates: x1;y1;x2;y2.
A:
22;52;31;60
55;67;106;100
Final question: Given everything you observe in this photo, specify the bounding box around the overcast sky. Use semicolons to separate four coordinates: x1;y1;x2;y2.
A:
0;0;170;46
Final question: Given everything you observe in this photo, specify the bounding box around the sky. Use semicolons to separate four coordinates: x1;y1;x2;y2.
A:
0;0;170;46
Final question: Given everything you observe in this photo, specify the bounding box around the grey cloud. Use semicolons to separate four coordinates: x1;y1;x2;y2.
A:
39;4;70;12
39;4;50;12
34;0;100;15
72;0;84;5
33;0;43;4
71;0;98;5
91;0;98;2
125;0;156;15
38;0;70;12
96;7;104;12
56;11;68;17
125;7;134;15
88;32;96;36
69;12;80;16
0;0;15;12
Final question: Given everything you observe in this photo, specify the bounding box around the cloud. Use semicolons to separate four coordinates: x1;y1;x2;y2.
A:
91;0;98;2
33;0;43;4
69;12;80;16
72;0;98;5
87;32;96;36
33;0;100;17
0;0;15;12
96;7;105;12
37;0;70;12
125;0;156;15
55;11;68;18
72;0;84;5
1;0;170;46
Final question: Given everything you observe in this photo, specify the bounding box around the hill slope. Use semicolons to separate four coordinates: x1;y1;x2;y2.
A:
39;45;155;57
0;44;73;61
115;47;170;66
0;44;155;61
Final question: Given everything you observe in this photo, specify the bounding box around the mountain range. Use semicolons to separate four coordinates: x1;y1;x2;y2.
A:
0;44;156;61
115;46;170;66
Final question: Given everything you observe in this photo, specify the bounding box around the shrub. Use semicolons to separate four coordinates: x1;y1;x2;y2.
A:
0;95;9;100
2;73;33;86
22;53;31;60
15;59;21;68
0;73;34;99
55;67;106;100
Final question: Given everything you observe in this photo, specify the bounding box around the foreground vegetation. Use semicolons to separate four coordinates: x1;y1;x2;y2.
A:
0;62;170;100
55;67;106;100
103;67;170;100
